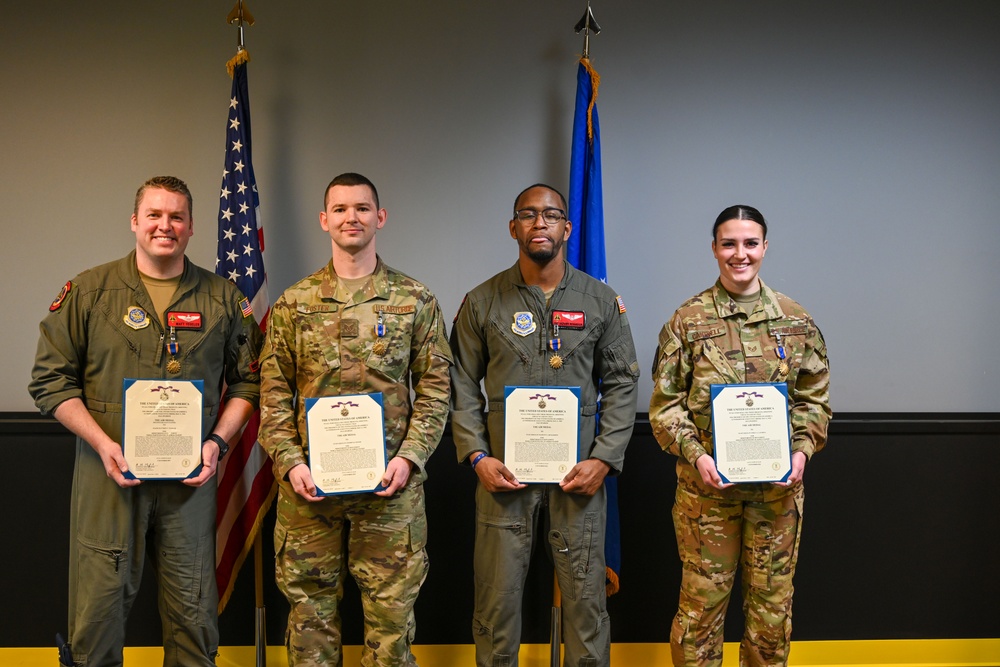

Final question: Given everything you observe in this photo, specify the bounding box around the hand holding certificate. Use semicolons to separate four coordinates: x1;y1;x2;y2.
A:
122;379;205;480
710;383;792;484
503;386;580;484
305;393;388;495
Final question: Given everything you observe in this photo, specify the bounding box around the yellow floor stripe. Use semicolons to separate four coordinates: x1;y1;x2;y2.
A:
2;639;997;666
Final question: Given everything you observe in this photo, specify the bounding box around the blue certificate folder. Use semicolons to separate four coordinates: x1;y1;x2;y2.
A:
304;392;388;496
121;378;205;481
709;382;792;485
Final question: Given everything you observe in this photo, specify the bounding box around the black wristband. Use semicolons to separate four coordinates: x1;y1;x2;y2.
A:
207;433;230;460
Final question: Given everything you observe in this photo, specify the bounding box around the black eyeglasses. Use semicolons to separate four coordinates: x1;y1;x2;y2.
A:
514;208;567;224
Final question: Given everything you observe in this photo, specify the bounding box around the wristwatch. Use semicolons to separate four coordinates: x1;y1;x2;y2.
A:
207;433;230;460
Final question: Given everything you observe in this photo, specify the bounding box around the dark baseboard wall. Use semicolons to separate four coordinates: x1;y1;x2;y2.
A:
3;412;998;647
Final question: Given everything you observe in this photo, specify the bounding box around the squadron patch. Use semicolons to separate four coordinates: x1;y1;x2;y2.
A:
453;294;468;324
123;306;150;330
511;311;536;336
49;281;72;312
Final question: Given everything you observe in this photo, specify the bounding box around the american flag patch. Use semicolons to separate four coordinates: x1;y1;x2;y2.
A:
240;297;253;318
616;295;626;313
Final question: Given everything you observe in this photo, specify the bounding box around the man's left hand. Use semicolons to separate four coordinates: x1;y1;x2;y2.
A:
183;439;221;487
559;458;611;496
375;456;415;497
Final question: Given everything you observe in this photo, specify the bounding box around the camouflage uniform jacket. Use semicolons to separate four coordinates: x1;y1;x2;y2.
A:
259;257;452;483
450;261;640;473
30;250;262;441
649;279;831;501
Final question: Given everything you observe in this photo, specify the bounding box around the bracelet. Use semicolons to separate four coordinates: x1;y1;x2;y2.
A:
207;433;230;461
470;452;487;469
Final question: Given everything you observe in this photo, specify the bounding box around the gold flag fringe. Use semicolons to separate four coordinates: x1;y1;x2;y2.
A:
580;57;601;143
606;565;620;597
226;48;251;79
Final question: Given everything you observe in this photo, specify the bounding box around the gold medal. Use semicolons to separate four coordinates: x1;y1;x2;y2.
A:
549;354;563;369
167;358;181;374
372;340;387;356
778;361;789;377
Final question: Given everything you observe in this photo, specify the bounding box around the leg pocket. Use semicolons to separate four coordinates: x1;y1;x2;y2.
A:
547;511;598;602
672;488;703;569
74;536;128;623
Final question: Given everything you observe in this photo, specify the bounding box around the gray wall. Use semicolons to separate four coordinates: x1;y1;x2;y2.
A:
4;1;998;413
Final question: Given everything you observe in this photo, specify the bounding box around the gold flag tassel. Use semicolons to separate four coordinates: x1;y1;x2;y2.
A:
579;57;601;143
226;48;251;79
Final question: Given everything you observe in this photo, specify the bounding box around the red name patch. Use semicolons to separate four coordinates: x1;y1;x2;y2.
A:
552;310;586;329
167;312;203;329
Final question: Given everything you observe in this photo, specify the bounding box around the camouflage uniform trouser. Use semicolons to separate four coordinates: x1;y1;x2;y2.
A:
472;483;610;667
670;484;805;667
274;479;428;667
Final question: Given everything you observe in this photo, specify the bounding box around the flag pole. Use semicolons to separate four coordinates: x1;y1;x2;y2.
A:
254;530;266;667
551;5;605;666
223;7;267;667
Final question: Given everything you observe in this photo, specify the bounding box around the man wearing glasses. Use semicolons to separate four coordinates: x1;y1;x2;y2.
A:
450;184;639;667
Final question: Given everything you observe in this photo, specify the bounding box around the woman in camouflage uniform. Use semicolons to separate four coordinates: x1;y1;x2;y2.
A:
649;205;831;667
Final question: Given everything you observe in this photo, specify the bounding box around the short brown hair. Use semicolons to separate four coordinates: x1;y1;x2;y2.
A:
324;172;379;209
134;176;193;217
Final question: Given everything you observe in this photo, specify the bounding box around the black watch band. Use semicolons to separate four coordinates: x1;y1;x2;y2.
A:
207;433;230;460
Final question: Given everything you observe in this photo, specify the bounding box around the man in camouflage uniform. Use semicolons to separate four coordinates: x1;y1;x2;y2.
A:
649;205;831;667
450;184;639;667
258;172;452;667
29;176;262;666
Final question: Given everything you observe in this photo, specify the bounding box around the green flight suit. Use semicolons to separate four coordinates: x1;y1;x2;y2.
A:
29;251;262;667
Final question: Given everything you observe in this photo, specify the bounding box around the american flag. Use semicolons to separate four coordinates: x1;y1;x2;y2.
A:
214;56;276;612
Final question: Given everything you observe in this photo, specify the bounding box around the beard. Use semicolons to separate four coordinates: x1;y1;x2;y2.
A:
521;235;564;263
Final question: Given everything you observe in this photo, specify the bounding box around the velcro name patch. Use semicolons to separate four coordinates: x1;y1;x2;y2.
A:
552;310;586;329
167;312;203;329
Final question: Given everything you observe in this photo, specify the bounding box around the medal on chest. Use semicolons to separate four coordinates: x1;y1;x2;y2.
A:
549;320;563;370
166;325;181;374
774;332;789;379
372;312;388;356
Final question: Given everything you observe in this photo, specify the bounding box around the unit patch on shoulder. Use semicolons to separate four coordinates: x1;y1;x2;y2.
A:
167;312;203;329
49;281;72;312
453;294;468;324
552;310;585;329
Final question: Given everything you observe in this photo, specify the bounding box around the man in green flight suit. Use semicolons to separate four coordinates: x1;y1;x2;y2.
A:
29;175;263;667
450;183;640;667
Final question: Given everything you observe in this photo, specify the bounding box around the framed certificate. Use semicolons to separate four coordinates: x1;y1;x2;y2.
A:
122;378;205;480
305;393;388;495
710;382;792;484
503;386;580;483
